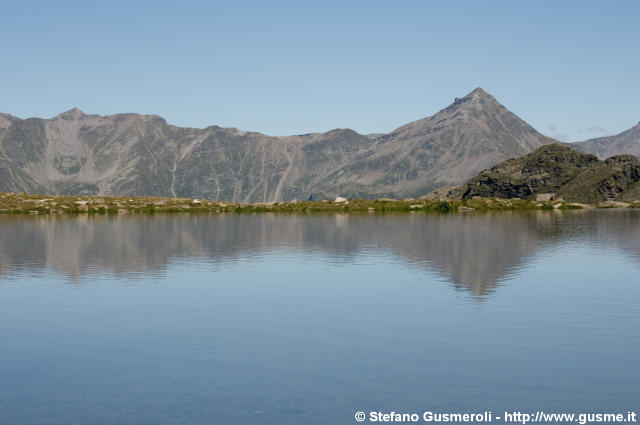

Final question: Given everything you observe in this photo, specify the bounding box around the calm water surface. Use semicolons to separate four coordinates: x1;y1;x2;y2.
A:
1;211;639;424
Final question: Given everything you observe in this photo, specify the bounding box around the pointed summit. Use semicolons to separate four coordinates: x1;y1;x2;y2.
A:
468;87;489;97
381;87;554;196
57;108;85;120
462;87;497;102
448;87;499;110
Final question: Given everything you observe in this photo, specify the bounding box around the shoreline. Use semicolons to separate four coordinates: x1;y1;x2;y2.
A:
1;192;639;215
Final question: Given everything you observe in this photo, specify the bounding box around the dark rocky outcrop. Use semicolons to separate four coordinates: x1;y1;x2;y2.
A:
459;144;640;203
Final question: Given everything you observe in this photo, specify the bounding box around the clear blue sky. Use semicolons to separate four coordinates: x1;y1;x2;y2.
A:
2;0;638;141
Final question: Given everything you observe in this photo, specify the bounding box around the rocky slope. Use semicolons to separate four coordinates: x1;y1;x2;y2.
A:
0;88;554;201
458;144;640;203
573;122;640;159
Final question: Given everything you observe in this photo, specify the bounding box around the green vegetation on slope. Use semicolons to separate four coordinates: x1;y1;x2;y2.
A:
458;144;640;204
3;192;629;216
0;193;624;215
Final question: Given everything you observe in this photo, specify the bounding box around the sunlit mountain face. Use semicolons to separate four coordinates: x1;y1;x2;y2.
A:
0;88;555;201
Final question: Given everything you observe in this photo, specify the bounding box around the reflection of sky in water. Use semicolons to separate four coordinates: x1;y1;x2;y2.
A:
1;211;640;425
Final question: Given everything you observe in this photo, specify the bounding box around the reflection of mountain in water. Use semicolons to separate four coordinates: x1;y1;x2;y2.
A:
1;210;639;296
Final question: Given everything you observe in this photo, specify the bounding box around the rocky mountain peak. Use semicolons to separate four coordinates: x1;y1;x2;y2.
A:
56;108;85;120
449;87;501;111
467;86;490;98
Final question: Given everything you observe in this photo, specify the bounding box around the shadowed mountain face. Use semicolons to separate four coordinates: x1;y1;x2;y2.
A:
2;211;640;297
0;89;554;201
573;122;640;159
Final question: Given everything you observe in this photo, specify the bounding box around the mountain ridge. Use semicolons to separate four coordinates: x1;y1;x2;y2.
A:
0;88;556;201
573;122;640;159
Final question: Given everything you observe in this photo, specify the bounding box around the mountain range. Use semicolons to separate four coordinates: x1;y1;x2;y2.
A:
0;88;637;201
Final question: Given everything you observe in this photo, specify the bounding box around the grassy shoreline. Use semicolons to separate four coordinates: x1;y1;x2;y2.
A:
2;192;640;215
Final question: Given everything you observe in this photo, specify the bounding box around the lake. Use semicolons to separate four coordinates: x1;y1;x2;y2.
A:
1;211;639;424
